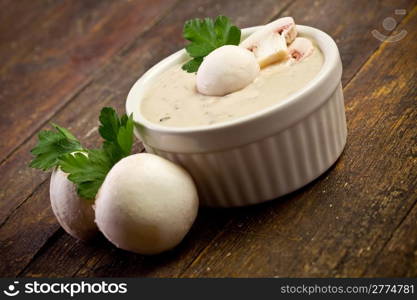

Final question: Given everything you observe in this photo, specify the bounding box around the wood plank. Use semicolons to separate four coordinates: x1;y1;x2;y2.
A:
0;0;95;69
0;0;58;45
363;201;417;277
1;0;414;277
0;0;177;162
2;0;293;277
21;209;233;277
180;6;417;277
0;187;61;276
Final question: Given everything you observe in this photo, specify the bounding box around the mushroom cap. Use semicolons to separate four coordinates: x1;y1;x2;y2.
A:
95;153;199;255
50;168;98;241
196;45;260;96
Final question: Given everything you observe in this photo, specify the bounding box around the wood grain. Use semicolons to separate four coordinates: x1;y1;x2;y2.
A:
364;201;417;277
0;0;58;46
0;0;177;162
0;0;415;278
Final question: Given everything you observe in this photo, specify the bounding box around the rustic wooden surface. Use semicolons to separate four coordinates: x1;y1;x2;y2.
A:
0;0;416;277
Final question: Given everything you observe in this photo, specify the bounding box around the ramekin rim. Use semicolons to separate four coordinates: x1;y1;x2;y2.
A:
126;24;340;135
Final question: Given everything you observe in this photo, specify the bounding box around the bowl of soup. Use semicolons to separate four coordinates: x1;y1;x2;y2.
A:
126;25;346;207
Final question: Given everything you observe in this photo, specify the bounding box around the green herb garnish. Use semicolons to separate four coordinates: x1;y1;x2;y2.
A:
182;16;241;73
59;150;112;200
29;123;83;171
30;107;134;200
99;107;134;165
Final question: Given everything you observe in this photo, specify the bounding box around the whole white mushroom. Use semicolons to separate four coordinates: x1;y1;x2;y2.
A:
196;45;260;96
95;153;199;255
50;168;98;241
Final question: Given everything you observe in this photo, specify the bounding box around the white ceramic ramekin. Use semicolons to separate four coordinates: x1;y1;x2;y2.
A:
126;25;347;207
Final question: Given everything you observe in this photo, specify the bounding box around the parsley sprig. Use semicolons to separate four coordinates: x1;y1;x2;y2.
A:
182;16;241;73
30;107;134;200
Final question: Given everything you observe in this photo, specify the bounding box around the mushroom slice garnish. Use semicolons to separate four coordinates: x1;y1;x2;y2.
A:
240;17;297;68
288;37;314;62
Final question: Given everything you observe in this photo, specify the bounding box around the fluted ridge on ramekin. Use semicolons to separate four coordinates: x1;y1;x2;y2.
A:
145;84;347;207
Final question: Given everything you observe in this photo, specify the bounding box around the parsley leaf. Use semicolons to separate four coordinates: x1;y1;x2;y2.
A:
98;107;121;142
29;123;83;171
59;150;112;200
214;16;241;46
29;107;135;200
117;114;134;156
60;107;134;200
182;16;241;73
99;107;134;165
181;57;204;73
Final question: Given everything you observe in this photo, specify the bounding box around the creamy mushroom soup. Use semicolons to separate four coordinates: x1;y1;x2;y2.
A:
141;41;323;128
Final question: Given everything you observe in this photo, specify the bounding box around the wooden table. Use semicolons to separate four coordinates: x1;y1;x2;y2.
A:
0;0;416;277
